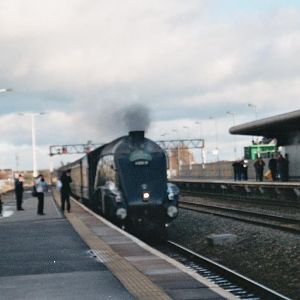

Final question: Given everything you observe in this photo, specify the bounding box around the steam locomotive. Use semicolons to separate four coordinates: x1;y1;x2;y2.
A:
58;131;179;233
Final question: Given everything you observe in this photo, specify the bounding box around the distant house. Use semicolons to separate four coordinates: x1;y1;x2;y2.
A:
0;169;12;180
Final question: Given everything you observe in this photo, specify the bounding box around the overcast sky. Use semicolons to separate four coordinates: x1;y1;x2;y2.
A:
1;0;300;171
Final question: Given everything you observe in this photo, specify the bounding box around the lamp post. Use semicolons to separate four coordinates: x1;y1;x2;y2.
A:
195;121;205;167
209;116;219;162
19;112;46;177
15;154;20;172
209;116;220;178
0;88;13;93
172;128;179;139
248;103;257;120
182;126;190;172
195;121;202;138
182;126;189;139
226;111;237;160
172;129;180;176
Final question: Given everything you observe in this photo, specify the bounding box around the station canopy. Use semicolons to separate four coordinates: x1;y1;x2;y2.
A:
229;109;300;146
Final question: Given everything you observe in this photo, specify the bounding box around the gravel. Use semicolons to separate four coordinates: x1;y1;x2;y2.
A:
167;207;300;300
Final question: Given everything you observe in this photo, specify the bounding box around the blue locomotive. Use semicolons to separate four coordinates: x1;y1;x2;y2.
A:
58;131;179;233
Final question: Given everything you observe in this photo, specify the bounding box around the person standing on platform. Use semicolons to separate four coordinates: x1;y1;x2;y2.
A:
60;169;72;213
254;157;265;181
232;160;242;181
35;174;48;215
241;160;248;180
268;156;277;181
15;174;24;210
277;153;288;181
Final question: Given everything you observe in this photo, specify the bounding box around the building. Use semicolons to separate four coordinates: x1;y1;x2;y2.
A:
230;109;300;179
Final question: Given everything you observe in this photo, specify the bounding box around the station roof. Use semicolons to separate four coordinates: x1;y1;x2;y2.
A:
229;109;300;145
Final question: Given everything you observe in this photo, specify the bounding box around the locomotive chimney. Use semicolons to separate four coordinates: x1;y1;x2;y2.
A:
129;131;145;143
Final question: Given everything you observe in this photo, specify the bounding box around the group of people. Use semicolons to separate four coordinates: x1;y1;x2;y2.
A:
14;170;72;215
267;153;289;181
231;153;289;182
232;160;248;181
14;173;48;214
254;153;289;181
253;153;289;182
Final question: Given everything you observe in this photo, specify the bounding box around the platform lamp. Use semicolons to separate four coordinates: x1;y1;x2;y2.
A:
248;103;257;120
182;126;191;171
226;111;237;160
1;88;13;179
209;116;221;178
18;112;46;178
195;121;202;138
208;116;219;161
172;129;180;176
195;121;206;168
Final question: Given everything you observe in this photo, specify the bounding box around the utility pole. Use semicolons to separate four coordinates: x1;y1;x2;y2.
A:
248;103;257;120
227;111;237;160
15;154;19;172
19;112;46;177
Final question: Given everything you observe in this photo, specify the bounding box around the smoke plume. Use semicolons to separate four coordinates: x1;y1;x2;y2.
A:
122;103;151;132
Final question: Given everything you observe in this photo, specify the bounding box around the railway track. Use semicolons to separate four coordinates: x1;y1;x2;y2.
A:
158;240;291;300
181;190;300;208
68;193;295;299
179;198;300;234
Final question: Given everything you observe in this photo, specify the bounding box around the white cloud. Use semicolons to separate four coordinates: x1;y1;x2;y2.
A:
0;1;300;169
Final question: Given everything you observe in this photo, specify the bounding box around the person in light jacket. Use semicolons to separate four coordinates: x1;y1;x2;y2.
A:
35;174;48;215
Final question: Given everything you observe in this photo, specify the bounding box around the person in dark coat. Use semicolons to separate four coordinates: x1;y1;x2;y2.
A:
277;154;289;181
60;170;72;213
232;160;242;181
268;157;277;181
241;160;248;180
15;174;24;210
254;157;265;181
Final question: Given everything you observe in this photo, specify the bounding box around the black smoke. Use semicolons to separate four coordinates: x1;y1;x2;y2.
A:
122;103;151;132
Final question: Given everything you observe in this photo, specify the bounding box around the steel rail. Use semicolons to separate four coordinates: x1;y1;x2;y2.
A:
179;200;300;234
181;190;299;208
166;240;291;300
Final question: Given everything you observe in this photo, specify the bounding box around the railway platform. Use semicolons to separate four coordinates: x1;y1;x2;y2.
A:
0;189;237;300
0;190;132;300
171;178;300;204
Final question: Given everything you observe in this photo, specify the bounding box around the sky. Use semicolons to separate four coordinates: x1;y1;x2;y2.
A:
0;0;300;171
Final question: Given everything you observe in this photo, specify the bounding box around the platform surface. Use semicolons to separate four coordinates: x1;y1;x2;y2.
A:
0;190;237;300
0;190;133;300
